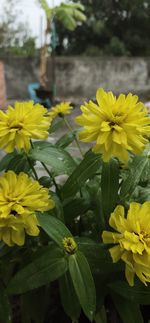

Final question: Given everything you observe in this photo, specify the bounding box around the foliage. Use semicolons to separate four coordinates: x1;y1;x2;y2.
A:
0;89;150;323
38;0;86;31
56;0;150;56
37;0;86;88
0;0;37;57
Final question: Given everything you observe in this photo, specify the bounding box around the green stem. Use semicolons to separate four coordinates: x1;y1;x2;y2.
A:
30;140;59;191
63;117;84;158
26;154;38;181
41;161;59;192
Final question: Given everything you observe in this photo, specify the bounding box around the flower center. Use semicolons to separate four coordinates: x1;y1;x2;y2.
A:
109;121;116;127
108;112;127;127
11;210;18;216
10;125;23;131
8;121;24;132
62;237;77;254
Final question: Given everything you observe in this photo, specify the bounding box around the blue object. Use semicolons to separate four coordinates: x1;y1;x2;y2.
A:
28;83;51;108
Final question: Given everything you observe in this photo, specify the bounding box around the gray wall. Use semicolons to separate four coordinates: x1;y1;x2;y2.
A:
1;56;150;100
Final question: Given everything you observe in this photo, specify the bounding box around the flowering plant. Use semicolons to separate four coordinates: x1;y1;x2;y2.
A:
0;90;150;323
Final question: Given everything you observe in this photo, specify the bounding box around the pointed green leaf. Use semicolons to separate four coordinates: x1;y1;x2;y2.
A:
69;251;96;321
101;159;119;221
55;131;76;148
37;213;72;247
77;238;123;273
112;293;143;323
120;156;148;199
30;143;76;175
94;306;107;323
49;120;64;134
7;246;68;294
0;152;15;171
61;150;101;199
38;0;52;19
63;197;91;224
0;151;32;174
109;280;150;304
56;3;86;30
59;272;81;321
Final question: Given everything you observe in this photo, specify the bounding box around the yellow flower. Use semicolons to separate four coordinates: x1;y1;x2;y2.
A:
49;102;73;120
75;89;150;162
0;101;51;153
62;237;77;254
0;171;55;246
102;202;150;286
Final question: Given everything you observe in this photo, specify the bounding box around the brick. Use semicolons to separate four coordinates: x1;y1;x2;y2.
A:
0;62;7;109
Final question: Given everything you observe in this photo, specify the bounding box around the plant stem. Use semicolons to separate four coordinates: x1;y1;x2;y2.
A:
26;154;38;181
30;140;59;191
63;117;84;158
41;161;59;192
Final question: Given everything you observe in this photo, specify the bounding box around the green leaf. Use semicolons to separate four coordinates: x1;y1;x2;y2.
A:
61;150;101;199
112;293;143;323
55;131;76;148
74;9;87;22
49;192;64;221
69;251;96;321
59;272;81;321
56;8;77;31
101;159;119;221
49;120;64;134
60;3;85;11
120;156;148;199
109;280;150;304
32;141;53;149
37;213;72;247
30;143;76;175
56;3;86;31
39;176;52;188
0;153;14;171
7;246;68;294
6;154;31;174
94;306;107;323
77;238;123;273
135;186;150;203
63;197;91;224
38;0;52;19
0;286;12;323
0;151;32;174
86;180;105;231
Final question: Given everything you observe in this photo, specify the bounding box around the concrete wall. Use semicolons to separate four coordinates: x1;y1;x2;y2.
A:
1;56;150;100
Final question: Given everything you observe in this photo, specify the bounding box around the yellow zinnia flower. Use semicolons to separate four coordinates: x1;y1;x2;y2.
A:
48;102;73;120
102;202;150;286
0;101;51;152
0;171;55;246
75;89;150;162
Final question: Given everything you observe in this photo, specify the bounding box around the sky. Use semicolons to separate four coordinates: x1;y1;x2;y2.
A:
0;0;64;46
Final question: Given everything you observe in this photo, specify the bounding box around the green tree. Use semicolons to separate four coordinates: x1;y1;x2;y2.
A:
0;0;36;56
56;0;150;56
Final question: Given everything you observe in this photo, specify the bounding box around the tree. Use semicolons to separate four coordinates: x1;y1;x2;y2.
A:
37;0;86;93
0;0;36;56
55;0;150;57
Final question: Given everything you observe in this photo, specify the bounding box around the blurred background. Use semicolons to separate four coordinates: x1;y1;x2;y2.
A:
0;0;150;107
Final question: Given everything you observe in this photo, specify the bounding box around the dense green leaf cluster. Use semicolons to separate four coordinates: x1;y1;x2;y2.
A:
56;0;150;57
0;117;150;323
